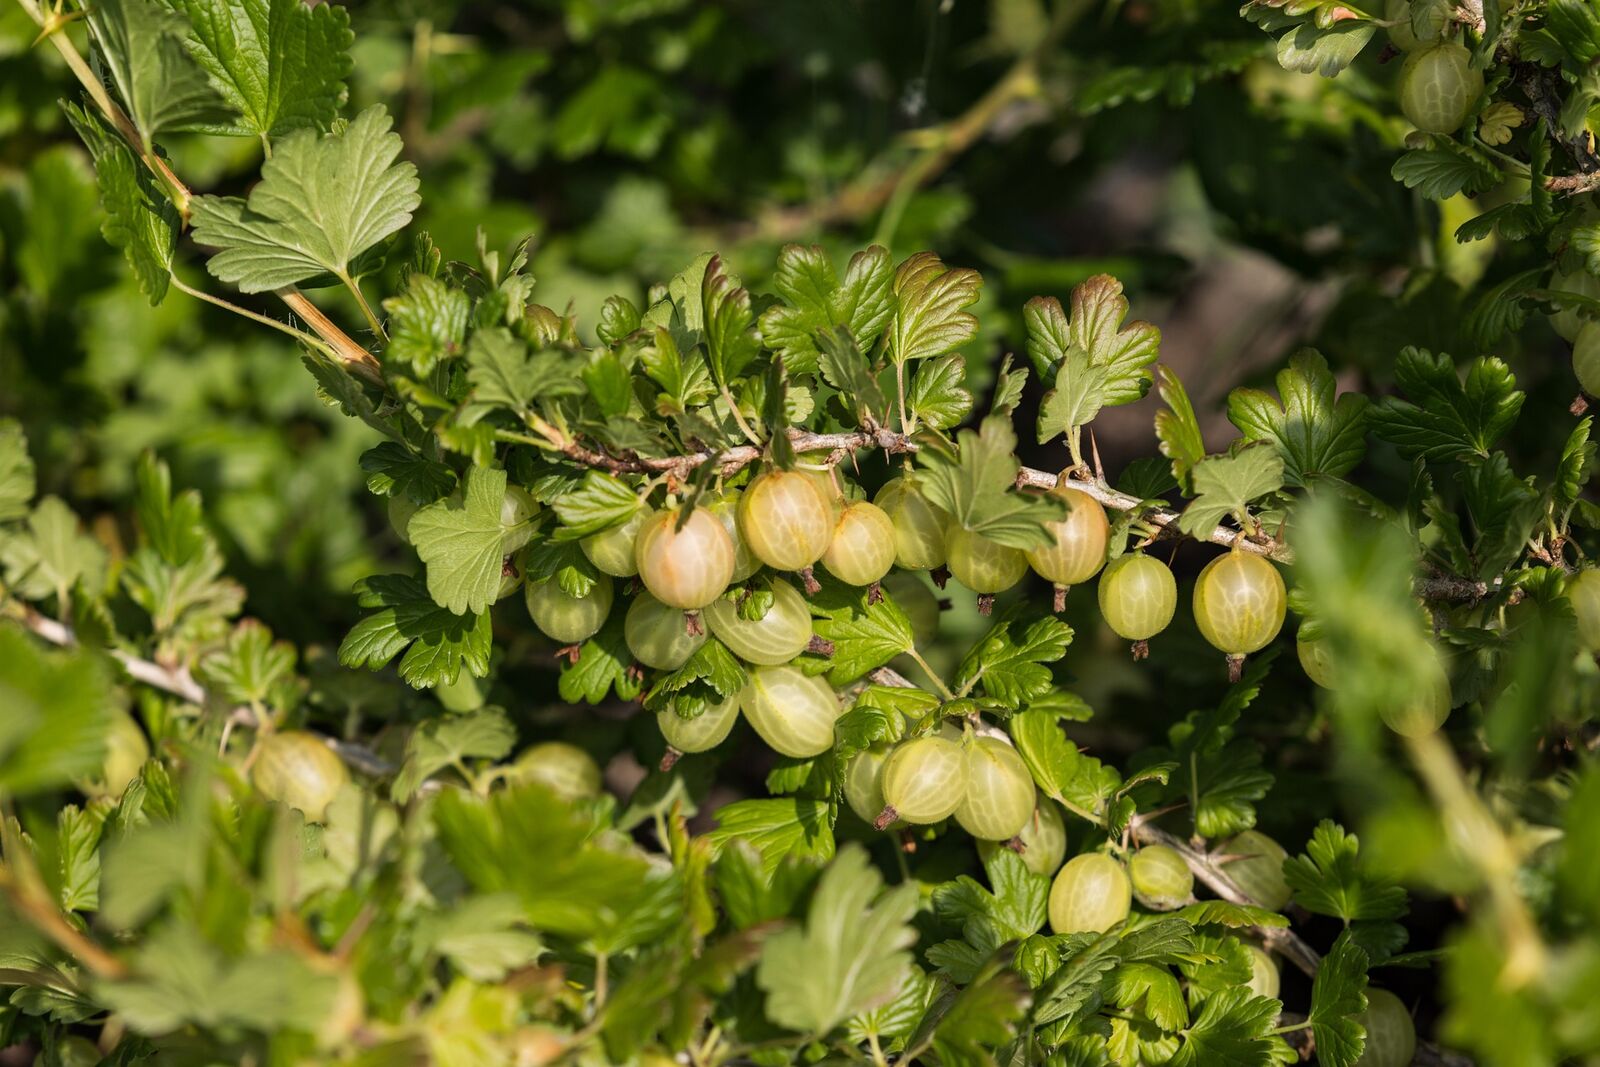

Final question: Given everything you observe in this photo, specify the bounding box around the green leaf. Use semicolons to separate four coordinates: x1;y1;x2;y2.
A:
701;255;761;387
1274;20;1376;77
1175;901;1289;929
383;273;470;373
558;614;644;705
1391;147;1499;200
0;420;35;523
920;954;1031;1067
1010;706;1122;818
189;106;420;292
1154;366;1204;492
1;497;108;605
1107;963;1187;1031
338;573;492;688
1556;417;1594;511
52;804;104;913
1283;820;1408;922
197;619;298;709
1308;940;1370;1067
953;614;1074;710
808;574;915;685
929;851;1048;982
1177;444;1285;537
1168;986;1281;1067
759;244;894;377
61;100;178;305
157;0;354;137
645;638;747;716
888;251;983;365
755;844;918;1034
908;353;974;430
1025;276;1159;406
816;326;885;424
918;415;1067;549
359;442;456;503
551;472;641;540
417;893;544;982
0;630;113;796
392;706;517;801
85;0;233;149
1037;348;1108;448
1368;348;1525;463
1457;452;1540;579
408;466;512;615
706;798;836;877
1226;350;1368;487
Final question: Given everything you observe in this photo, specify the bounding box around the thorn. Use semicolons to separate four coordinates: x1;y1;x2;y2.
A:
930;566;950;590
807;634;836;656
977;593;995;616
1131;639;1150;661
867;580;884;605
1226;653;1245;684
1053;584;1067;613
873;806;900;831
800;565;821;595
685;610;704;636
1089;427;1106;483
659;747;683;772
554;645;582;665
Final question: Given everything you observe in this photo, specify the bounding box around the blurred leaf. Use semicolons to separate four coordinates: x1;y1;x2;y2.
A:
392;706;516;801
198;619;298;709
0;630;112;796
0;420;35;523
706;798;835;877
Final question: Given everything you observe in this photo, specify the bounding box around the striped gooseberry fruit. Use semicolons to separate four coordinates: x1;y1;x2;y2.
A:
79;711;149;798
1550;267;1600;341
1218;830;1292;911
500;485;539;546
581;506;653;577
625;592;706;669
738;665;840;758
704;578;813;665
525;573;614;644
1567;568;1600;651
954;736;1037;841
803;466;846;524
738;470;835;572
1354;989;1417;1067
1128;844;1194;910
507;741;602;800
822;501;897;586
706;492;761;581
946;526;1029;595
252;731;348;823
884;571;940;645
1025;484;1109;592
1397;42;1482;135
1048;853;1131;934
844;746;893;826
1246;944;1280;1000
1193;550;1286;658
1380;646;1452;737
879;734;967;825
1297;632;1336;689
657;693;740;754
979;800;1067;876
874;476;950;570
1097;552;1177;656
1575;321;1600;397
635;506;736;609
435;671;485;712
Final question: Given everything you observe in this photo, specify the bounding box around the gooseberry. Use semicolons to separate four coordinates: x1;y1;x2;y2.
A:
1380;646;1453;737
707;492;761;581
635;506;736;609
1297;632;1336;689
507;741;602;800
1246;944;1280;1001
625;592;707;669
1097;552;1177;655
657;693;740;754
434;671;485;712
1217;830;1292;911
1048;853;1132;934
252;731;348;823
1397;42;1482;135
879;734;967;825
874;476;950;570
525;573;614;644
1574;321;1600;397
1025;484;1109;597
1193;549;1286;659
954;736;1037;841
738;470;835;572
946;526;1029;596
1567;568;1600;651
979;800;1067;876
48;1037;101;1067
738;665;840;758
79;711;149;798
884;571;941;645
844;746;893;825
703;579;813;665
1354;988;1417;1067
499;485;539;551
1128;844;1194;910
1385;0;1442;50
581;506;653;577
822;500;897;586
1549;267;1600;341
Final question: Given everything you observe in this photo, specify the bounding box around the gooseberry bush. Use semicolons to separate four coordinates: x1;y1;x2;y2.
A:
2;1;1600;1066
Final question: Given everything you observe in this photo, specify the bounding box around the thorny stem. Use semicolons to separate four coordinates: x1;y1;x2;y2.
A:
904;646;955;701
169;274;338;358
